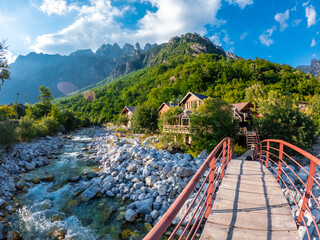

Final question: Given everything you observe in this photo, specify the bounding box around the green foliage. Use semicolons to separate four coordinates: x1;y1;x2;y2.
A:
256;92;317;150
26;86;54;120
0;41;10;90
117;114;129;127
15;117;39;142
245;83;265;109
233;144;247;156
131;104;159;133
38;116;59;136
0;120;17;145
311;94;320;132
190;98;238;151
58;53;320;124
0;105;15;120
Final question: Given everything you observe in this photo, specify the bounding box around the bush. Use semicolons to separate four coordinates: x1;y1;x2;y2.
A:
117;114;129;127
39;116;59;136
190;98;238;152
0;120;17;145
131;104;158;133
256;92;317;150
15;117;39;142
233;144;247;156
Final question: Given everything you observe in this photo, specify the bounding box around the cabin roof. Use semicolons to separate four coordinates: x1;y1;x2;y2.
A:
231;102;253;112
121;106;135;115
179;92;210;105
158;102;178;111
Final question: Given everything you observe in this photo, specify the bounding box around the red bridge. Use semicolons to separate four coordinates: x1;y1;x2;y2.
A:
143;138;320;240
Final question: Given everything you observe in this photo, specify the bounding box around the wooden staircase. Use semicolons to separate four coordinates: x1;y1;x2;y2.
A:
246;129;259;150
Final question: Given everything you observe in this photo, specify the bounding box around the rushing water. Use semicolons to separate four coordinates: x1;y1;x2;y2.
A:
6;130;149;240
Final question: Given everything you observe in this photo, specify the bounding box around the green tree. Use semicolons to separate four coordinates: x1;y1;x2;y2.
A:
190;98;238;151
26;86;54;119
39;116;59;136
15;117;39;142
311;94;320;132
0;105;15;120
245;83;265;109
117;114;129;127
131;104;158;133
0;41;10;90
256;92;317;150
158;106;183;131
0;120;16;146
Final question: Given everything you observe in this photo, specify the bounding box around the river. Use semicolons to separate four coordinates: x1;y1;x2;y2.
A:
6;129;149;240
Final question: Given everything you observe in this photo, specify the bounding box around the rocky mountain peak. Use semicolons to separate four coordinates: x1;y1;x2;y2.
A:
297;59;320;77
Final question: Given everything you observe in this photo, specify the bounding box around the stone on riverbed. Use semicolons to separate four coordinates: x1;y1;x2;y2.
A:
6;231;22;240
24;161;36;171
175;166;193;177
0;198;6;209
40;175;55;182
80;184;100;201
68;176;81;182
145;176;156;187
125;209;138;222
136;198;154;215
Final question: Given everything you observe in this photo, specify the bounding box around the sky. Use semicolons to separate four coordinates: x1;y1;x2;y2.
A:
0;0;319;67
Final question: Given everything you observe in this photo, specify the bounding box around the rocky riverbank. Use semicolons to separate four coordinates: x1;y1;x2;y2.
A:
72;127;209;228
0;135;64;239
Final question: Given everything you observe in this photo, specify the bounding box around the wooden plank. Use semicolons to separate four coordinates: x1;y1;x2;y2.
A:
200;156;299;239
213;198;293;216
200;223;299;240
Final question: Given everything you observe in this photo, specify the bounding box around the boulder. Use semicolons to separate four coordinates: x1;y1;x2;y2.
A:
158;185;167;196
24;161;36;171
80;184;100;201
6;231;22;240
176;167;193;177
145;176;156;187
136;198;154;215
125;209;138;222
150;210;159;220
40;175;55;182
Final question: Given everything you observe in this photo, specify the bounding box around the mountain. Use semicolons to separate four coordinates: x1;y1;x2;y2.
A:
0;42;158;104
58;33;319;124
297;59;320;77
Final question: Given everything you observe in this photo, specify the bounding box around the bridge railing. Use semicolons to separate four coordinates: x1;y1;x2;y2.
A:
143;137;233;240
256;139;320;240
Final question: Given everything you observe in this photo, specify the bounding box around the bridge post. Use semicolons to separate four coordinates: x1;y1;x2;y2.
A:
297;161;316;226
221;141;227;179
276;142;284;182
205;156;216;218
266;141;270;168
227;138;231;165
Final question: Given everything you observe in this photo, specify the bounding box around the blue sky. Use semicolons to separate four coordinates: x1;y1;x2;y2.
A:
0;0;319;67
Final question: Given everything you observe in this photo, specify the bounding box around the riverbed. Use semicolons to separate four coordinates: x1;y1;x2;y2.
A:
5;129;148;240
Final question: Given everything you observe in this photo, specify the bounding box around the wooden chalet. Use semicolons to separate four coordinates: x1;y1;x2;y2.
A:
162;92;255;135
158;102;178;115
120;106;135;128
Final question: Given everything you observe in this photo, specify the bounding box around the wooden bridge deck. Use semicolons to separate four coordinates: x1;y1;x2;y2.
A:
200;153;299;240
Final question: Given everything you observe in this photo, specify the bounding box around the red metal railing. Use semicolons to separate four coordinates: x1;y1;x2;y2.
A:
256;139;320;240
143;137;233;240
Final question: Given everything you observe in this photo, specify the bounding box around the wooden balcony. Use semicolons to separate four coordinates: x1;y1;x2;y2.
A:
163;125;191;134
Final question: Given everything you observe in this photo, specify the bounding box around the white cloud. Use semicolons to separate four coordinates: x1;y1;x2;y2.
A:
302;0;310;7
311;38;317;47
39;0;68;15
275;9;289;31
305;5;317;27
32;0;224;54
22;36;31;45
226;0;253;9
292;19;302;26
209;34;221;46
4;50;17;64
240;32;248;40
259;26;276;47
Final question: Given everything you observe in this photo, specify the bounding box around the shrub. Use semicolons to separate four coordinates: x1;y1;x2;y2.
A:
0;105;15;120
117;114;129;127
233;144;247;156
0;120;17;145
256;92;317;150
15;117;38;142
131;104;158;133
190;98;238;152
39;116;59;136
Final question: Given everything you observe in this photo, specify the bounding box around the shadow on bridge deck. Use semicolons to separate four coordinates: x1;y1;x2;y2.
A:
200;151;299;240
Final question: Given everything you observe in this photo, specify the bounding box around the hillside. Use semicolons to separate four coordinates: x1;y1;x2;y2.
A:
0;43;157;104
58;34;320;124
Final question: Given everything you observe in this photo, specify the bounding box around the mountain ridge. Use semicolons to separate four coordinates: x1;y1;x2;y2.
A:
297;59;320;77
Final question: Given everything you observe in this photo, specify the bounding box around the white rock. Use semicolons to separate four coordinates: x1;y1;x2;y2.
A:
125;209;138;222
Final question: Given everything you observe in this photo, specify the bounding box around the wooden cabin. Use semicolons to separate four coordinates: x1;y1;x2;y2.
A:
158;102;178;115
120;106;135;128
231;102;254;121
179;92;209;111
